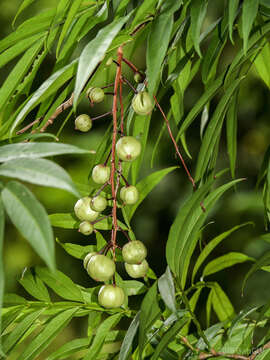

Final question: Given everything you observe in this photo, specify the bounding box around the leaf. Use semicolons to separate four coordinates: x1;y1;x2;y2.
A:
229;0;239;43
11;60;77;133
210;282;235;322
226;90;239;178
0;199;4;354
256;349;270;360
146;12;173;95
19;268;50;302
73;13;132;108
0;142;91;162
124;167;177;221
202;252;254;278
83;313;122;360
192;222;252;282
47;337;91;360
20;308;78;360
12;0;35;27
158;266;176;313
1;181;55;271
242;0;259;54
119;312;140;360
36;267;84;302
190;0;208;57
0;158;79;197
123;280;147;296
56;240;95;259
131;0;158;28
254;41;270;89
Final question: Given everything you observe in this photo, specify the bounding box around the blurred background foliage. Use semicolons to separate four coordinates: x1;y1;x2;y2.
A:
1;0;270;357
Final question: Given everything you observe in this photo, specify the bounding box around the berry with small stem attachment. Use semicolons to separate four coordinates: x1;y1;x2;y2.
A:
79;221;94;235
122;240;147;264
75;114;92;132
116;136;141;162
83;252;97;269
98;284;125;308
120;185;139;205
87;254;115;281
132;91;154;116
90;195;107;212
92;164;110;184
125;259;149;278
74;197;99;222
87;87;105;103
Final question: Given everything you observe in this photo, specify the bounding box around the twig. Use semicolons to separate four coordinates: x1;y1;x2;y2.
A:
122;57;145;80
122;76;138;94
92;111;112;121
16;117;43;135
92;181;109;198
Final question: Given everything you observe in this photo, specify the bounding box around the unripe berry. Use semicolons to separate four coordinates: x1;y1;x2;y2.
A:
75;114;92;132
116;136;141;162
90;195;107;212
74;197;99;222
87;254;115;282
132;91;154;116
106;57;113;66
92;164;110;184
83;252;97;269
98;284;125;308
120;185;139;205
125;259;149;278
134;72;143;83
79;221;94;235
122;240;147;264
87;87;105;103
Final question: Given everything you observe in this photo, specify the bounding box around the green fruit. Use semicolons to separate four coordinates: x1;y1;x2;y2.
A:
92;164;110;184
74;197;99;222
132;91;154;116
134;72;143;83
83;252;97;269
87;87;105;103
125;259;149;278
120;185;139;205
79;221;94;235
116;136;141;162
98;284;125;308
87;254;115;282
90;195;107;212
75;114;92;132
122;240;147;264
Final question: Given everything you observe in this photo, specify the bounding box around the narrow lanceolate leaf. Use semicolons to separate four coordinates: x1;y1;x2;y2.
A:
190;0;208;57
12;0;35;27
131;0;158;27
36;267;84;302
158;267;176;313
0;158;80;197
210;282;235;322
19;268;50;302
242;0;259;54
146;12;173;95
56;240;95;259
47;337;91;360
202;252;254;278
74;13;132;108
83;314;122;360
228;0;239;43
226;91;239;178
254;42;270;89
192;222;252;282
0;142;91;162
20;308;78;360
1;181;55;271
0;199;5;355
11;60;77;133
119;312;140;360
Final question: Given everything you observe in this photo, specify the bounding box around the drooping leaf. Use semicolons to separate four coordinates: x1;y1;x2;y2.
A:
254;41;270;89
1;181;55;271
158;266;176;313
226;90;239;178
228;0;239;43
210;282;235;322
131;0;158;28
12;0;36;27
0;199;5;354
242;0;259;54
56;240;95;259
47;337;91;360
123;280;147;296
190;0;208;57
0;158;80;197
19;268;50;302
119;312;140;360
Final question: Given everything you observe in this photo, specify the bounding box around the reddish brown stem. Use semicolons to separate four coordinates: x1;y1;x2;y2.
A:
16;117;43;135
92;181;109;198
122;76;138;94
122;57;144;80
101;83;114;89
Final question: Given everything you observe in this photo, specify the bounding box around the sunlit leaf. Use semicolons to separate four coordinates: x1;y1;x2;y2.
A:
0;199;4;355
47;337;91;360
242;0;259;54
19;268;50;302
210;282;235;322
228;0;239;43
190;0;208;57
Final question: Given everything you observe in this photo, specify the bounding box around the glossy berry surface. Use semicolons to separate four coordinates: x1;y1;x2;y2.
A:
132;91;154;116
98;285;125;308
122;240;147;264
75;114;92;132
87;87;105;103
120;185;139;205
116;136;141;162
125;259;149;278
87;254;115;282
92;164;110;184
83;252;97;270
90;195;107;212
74;197;99;222
79;221;94;235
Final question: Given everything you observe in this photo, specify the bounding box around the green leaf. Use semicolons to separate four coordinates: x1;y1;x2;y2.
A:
146;13;173;95
242;0;259;54
83;313;122;360
11;60;77;133
12;0;35;27
226;91;239;178
254;41;270;89
123;280;147;296
190;0;208;57
158;266;176;313
0;199;4;354
19;268;50;302
256;349;270;360
73;13;132;108
35;267;84;302
1;181;55;271
202;252;254;278
192;223;252;282
125;167;177;221
56;240;95;259
131;0;157;27
119;312;140;360
20;308;78;360
0;158;80;197
47;337;91;360
210;282;235;322
228;0;239;43
3;309;44;354
0;142;91;162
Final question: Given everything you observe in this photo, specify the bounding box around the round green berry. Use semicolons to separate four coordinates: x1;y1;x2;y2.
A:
87;87;105;103
116;136;141;162
122;240;147;264
83;252;97;270
75;114;92;132
125;259;149;278
92;164;110;184
120;185;139;205
90;195;107;212
134;72;143;83
98;285;125;308
132;91;154;116
79;221;94;235
74;197;99;222
87;254;115;282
